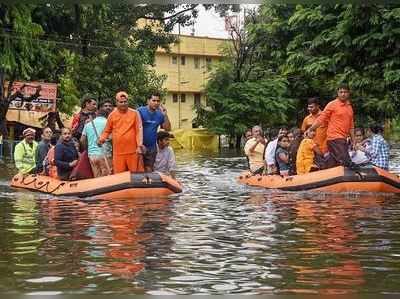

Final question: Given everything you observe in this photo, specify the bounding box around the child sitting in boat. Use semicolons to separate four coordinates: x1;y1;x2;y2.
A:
296;128;322;175
349;128;370;166
154;131;176;178
43;135;59;178
275;135;290;176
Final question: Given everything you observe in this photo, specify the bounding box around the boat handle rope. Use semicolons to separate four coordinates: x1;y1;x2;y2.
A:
19;175;65;194
355;171;365;180
32;179;65;194
45;182;65;193
21;175;37;186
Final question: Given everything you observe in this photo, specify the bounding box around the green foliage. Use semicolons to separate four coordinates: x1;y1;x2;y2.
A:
1;3;205;119
253;3;400;125
200;59;295;137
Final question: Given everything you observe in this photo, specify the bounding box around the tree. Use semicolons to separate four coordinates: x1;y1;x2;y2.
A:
196;7;295;148
1;4;219;135
0;4;53;137
252;3;400;126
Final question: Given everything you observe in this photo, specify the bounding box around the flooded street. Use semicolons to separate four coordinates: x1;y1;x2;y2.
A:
0;150;400;295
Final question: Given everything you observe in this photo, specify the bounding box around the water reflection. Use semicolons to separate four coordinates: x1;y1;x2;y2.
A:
0;151;399;294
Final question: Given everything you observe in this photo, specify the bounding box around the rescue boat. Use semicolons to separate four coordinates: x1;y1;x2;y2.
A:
10;171;182;199
238;166;400;193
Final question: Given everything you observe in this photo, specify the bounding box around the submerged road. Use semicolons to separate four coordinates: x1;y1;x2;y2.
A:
0;149;399;295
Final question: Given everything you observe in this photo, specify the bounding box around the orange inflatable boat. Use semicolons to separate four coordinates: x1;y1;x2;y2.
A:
10;171;182;199
238;166;400;193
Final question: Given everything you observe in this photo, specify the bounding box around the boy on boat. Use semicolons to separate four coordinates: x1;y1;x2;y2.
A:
154;131;176;178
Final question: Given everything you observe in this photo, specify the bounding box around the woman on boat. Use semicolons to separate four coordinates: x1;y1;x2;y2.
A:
275;135;291;176
296;128;322;175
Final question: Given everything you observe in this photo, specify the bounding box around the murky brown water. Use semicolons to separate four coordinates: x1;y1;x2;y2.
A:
0;150;400;295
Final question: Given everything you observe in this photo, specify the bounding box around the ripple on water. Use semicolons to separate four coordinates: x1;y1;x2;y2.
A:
26;276;64;283
0;150;400;294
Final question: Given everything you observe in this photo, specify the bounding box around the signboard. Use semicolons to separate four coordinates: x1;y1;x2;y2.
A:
4;81;57;113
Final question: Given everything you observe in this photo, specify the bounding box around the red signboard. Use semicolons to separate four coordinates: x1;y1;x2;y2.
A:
4;81;57;112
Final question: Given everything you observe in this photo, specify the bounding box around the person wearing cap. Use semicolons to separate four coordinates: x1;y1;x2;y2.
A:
137;92;171;172
98;91;144;173
14;128;38;174
153;131;176;178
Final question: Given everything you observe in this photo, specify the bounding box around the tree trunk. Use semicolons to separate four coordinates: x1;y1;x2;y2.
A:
235;134;242;150
0;71;8;138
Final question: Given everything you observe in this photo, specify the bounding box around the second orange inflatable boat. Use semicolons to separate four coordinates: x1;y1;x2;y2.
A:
10;171;182;199
238;166;400;193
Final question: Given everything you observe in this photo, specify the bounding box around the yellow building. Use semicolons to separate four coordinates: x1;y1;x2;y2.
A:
153;34;230;130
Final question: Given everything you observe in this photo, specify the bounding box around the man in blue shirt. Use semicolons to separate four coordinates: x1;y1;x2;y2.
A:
137;92;171;172
365;124;390;170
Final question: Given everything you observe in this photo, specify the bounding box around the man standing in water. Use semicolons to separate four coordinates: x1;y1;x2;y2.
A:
98;91;144;173
307;84;354;168
137;92;171;172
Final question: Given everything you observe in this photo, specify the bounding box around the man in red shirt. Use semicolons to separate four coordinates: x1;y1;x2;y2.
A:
307;84;355;168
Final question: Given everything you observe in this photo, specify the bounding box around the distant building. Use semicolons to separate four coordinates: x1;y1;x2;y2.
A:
153;34;230;130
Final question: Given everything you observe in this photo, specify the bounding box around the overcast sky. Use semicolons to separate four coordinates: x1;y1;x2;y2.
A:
172;5;259;39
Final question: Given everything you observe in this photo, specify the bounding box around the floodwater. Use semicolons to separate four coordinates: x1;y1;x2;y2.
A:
0;150;400;295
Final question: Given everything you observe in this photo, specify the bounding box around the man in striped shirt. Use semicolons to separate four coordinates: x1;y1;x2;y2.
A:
365;124;390;170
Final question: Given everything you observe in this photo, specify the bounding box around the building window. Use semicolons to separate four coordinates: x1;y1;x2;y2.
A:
180;93;186;103
206;57;212;70
172;56;177;64
194;93;201;107
181;56;186;65
173;93;178;103
194;56;200;69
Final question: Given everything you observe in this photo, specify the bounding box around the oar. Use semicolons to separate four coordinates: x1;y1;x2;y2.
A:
89;115;112;175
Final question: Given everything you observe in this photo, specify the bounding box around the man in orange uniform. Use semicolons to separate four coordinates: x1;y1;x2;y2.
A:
301;97;328;153
307;84;354;168
98;91;144;173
